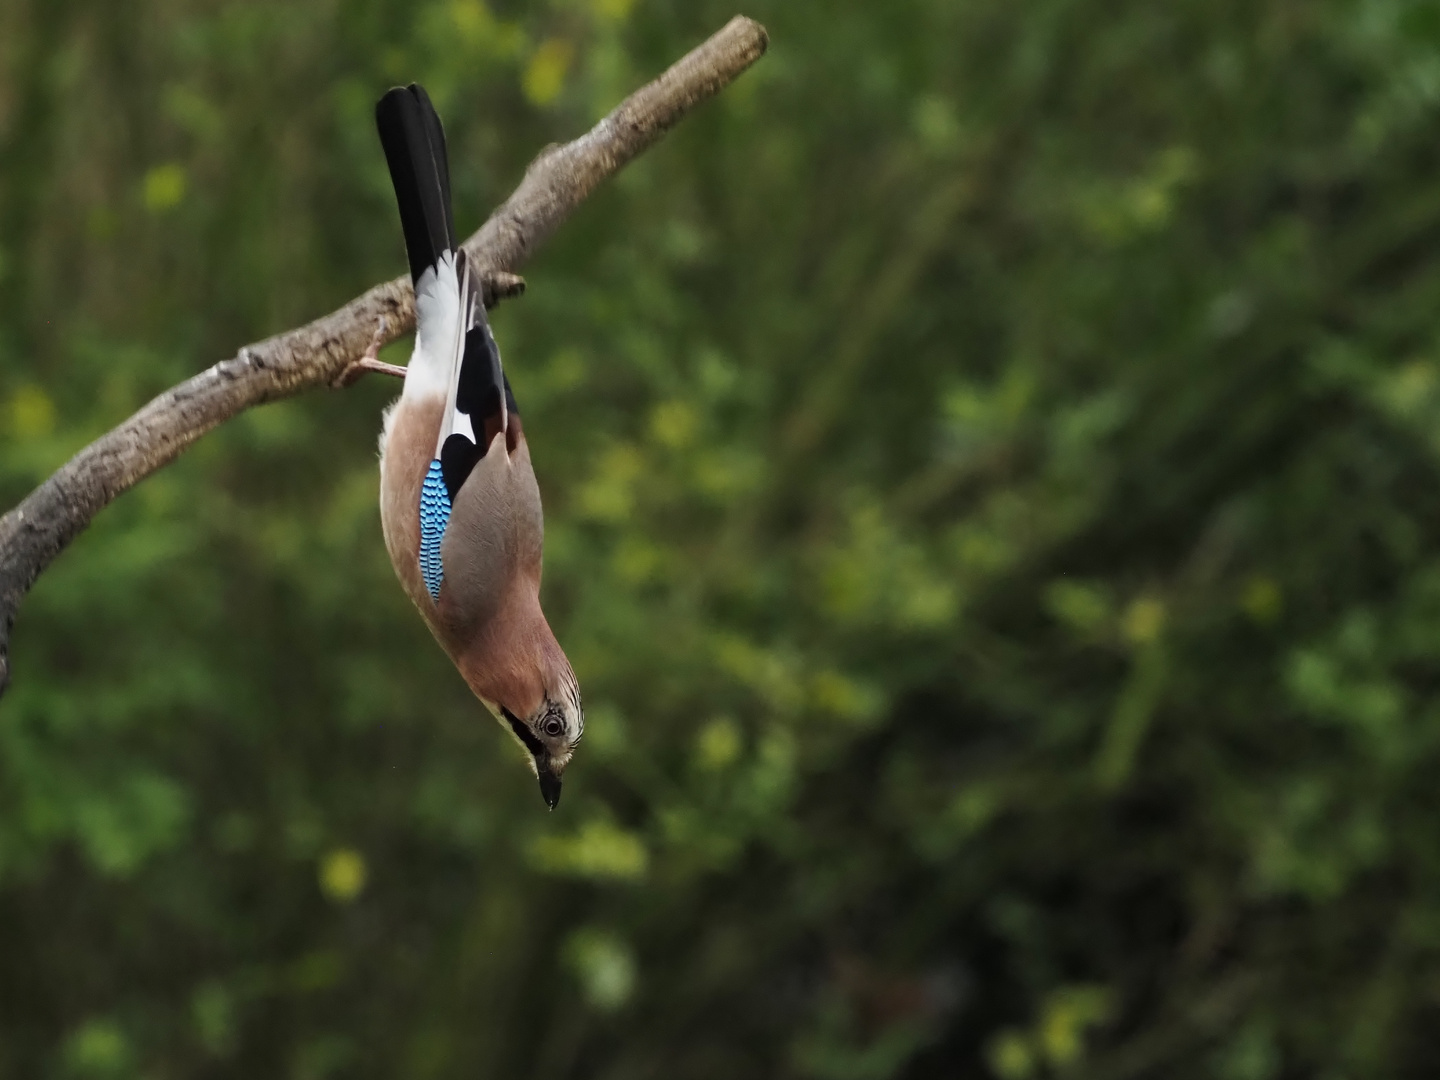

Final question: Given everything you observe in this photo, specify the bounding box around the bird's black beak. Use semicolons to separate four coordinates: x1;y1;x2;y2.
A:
537;764;562;810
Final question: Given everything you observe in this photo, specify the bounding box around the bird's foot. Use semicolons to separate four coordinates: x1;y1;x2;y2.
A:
479;270;526;309
332;317;406;388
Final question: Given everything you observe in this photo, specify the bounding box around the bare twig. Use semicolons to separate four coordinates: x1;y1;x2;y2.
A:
0;15;768;696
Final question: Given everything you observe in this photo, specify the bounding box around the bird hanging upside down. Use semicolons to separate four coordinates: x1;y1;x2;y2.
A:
371;84;582;809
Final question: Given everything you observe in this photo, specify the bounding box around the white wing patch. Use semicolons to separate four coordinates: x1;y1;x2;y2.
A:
436;260;480;457
452;410;475;443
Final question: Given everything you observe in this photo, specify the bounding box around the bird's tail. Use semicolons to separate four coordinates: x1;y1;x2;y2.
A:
375;84;456;285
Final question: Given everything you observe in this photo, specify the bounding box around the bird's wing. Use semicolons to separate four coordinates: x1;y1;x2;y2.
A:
376;83;512;601
439;423;546;638
440;261;508;499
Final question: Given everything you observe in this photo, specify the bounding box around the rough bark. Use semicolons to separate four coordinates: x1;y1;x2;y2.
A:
0;15;768;696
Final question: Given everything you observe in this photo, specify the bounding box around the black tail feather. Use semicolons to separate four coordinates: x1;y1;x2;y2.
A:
375;84;456;284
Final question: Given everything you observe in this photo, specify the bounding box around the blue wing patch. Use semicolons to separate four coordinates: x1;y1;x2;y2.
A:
419;459;451;600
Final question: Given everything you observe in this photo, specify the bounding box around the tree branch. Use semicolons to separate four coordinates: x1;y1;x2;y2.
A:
0;15;768;697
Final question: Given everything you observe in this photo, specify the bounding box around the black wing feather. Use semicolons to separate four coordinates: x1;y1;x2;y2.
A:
452;250;509;459
456;323;501;417
440;433;482;502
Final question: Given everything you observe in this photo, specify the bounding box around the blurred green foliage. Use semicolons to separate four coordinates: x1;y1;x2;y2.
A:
5;0;1440;1075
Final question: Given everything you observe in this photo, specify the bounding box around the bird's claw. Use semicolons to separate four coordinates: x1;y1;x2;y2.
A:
479;270;526;310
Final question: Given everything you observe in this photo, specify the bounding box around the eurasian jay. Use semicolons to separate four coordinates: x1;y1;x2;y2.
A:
373;84;582;809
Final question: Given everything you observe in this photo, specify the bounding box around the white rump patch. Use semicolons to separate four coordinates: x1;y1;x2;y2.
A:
404;252;461;404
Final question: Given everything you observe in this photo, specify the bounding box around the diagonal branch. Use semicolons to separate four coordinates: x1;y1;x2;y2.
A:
0;15;768;697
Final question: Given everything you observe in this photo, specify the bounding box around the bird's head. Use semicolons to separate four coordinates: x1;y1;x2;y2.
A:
497;692;583;810
461;615;583;810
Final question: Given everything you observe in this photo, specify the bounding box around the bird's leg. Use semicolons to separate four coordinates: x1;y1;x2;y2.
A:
332;317;407;388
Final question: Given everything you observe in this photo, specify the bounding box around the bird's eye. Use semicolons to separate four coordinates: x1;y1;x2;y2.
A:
542;716;564;738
